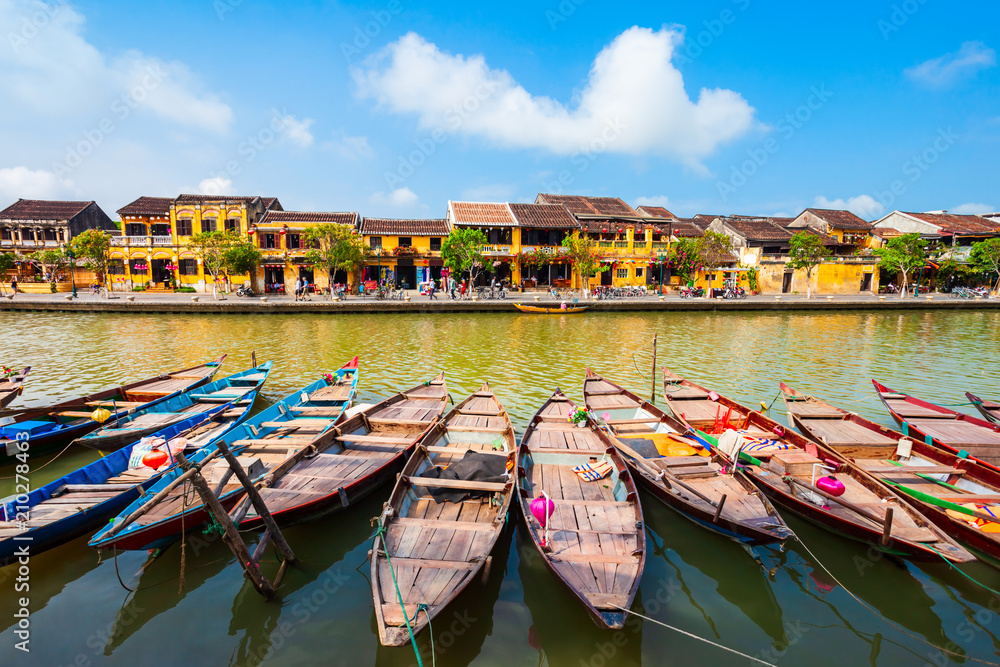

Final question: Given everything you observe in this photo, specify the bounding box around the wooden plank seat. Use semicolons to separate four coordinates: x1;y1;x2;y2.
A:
339;433;421;445
885;400;952;419
423;445;506;455
233;437;317;447
662;386;710;399
802;419;897;446
406;476;507;492
606;418;662;425
445;425;508;433
291;406;344;416
376;556;478;570
259;419;335;430
787;404;845;418
939;494;1000;503
84;400;145;407
906;420;1000;446
861;464;966;475
550;553;641;564
455;409;502;417
390;517;495;531
367;418;438;427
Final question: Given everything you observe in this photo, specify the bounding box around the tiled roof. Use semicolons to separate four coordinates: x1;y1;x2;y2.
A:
260;211;358;226
906;212;1000;235
722;217;793;241
450;201;517;227
0;199;93;221
508;203;579;229
174;194;279;206
360;218;449;235
636;206;677;219
803;208;873;231
535;193;637;217
871;227;902;238
667;221;704;238
117;197;173;217
692;214;722;223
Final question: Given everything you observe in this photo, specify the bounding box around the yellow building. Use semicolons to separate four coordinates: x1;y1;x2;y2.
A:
254;210;359;294
358;218;449;288
116;194;281;292
788;208;875;251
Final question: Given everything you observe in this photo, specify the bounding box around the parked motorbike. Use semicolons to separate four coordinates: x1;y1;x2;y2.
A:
236;286;255;297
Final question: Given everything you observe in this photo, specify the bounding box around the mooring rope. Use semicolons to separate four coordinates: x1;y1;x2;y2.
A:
112;544;136;593
373;519;425;667
607;604;777;666
0;440;75;480
792;534;1000;666
927;544;1000;597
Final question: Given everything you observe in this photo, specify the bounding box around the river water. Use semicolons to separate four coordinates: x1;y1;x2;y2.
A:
1;309;999;666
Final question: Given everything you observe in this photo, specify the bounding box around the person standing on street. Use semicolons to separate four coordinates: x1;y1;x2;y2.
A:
294;276;303;302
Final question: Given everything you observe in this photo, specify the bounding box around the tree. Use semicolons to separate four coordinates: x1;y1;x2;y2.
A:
223;238;262;283
668;238;704;283
28;248;68;285
785;231;831;298
304;224;369;293
69;229;112;296
560;233;607;291
699;231;735;279
190;231;240;299
0;252;15;296
873;233;927;298
441;228;493;287
970;238;1000;294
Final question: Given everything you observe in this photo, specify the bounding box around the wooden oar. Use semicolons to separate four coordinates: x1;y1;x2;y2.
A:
884;480;1000;526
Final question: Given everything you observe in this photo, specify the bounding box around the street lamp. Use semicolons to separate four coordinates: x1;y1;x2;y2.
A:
66;247;77;297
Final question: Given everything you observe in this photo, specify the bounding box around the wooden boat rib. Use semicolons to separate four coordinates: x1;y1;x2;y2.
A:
515;389;645;630
0;363;269;566
0;366;29;410
372;382;516;647
72;364;272;452
240;369;448;529
968;393;1000;425
873;380;1000;468
781;383;1000;569
583;369;791;545
90;358;359;552
661;369;974;563
0;355;227;464
513;303;589;314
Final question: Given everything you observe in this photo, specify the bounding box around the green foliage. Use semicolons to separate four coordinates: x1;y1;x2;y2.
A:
873;233;927;297
28;248;68;281
970;238;1000;291
175;286;197;293
441;228;493;283
304;224;368;283
0;252;15;274
223;238;262;276
190;231;244;298
560;233;607;281
668;238;703;282
699;231;735;271
745;266;759;293
69;229;112;289
785;232;831;298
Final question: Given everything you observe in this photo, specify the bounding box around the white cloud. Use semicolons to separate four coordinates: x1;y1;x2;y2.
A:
0;166;75;201
370;187;419;207
275;114;314;148
814;195;885;220
905;42;997;89
0;0;233;132
951;202;995;215
353;27;757;168
198;176;232;195
634;195;672;208
324;130;373;159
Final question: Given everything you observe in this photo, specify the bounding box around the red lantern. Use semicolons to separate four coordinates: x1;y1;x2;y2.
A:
142;449;169;470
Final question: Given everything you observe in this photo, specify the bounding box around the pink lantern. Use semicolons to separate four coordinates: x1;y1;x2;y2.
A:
816;475;846;497
530;495;555;527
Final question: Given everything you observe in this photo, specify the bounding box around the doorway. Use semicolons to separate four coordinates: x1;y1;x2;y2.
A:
151;259;171;288
781;272;793;293
860;273;873;292
264;266;285;293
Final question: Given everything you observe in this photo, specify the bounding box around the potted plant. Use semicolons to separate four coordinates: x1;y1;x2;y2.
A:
568;407;589;428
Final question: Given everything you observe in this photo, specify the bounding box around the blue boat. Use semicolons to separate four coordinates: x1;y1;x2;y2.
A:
90;358;358;552
73;361;273;453
0;361;271;566
0;355;227;464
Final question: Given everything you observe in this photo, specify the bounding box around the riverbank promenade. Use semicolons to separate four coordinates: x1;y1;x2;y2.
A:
1;289;997;314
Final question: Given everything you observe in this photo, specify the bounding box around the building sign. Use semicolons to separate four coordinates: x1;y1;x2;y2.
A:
863;265;874;272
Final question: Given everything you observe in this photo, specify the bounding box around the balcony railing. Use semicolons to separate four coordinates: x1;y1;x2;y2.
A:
597;241;614;248
152;236;173;246
651;242;670;251
614;241;630;249
520;245;566;254
480;245;512;256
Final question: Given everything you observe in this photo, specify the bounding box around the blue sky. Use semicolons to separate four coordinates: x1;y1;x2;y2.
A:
1;0;997;221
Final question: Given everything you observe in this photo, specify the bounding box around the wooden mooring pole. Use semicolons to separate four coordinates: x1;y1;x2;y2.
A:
650;333;658;405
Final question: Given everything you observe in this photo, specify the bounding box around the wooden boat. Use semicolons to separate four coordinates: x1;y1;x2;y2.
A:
514;303;589;314
0;366;29;409
0;355;226;464
515;389;645;629
90;358;360;552
371;383;516;647
781;383;1000;569
0;364;266;566
967;393;1000;425
583;369;791;545
661;369;974;562
73;364;272;452
239;370;448;529
874;380;1000;468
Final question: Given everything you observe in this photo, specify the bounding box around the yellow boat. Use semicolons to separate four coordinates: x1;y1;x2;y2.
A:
513;303;589;314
